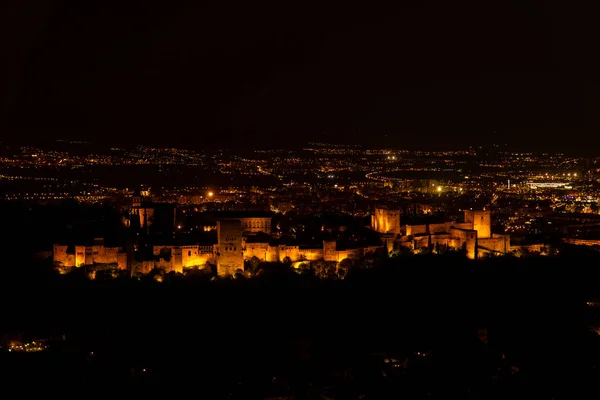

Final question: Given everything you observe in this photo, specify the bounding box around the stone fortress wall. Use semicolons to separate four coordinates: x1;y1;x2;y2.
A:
53;238;128;270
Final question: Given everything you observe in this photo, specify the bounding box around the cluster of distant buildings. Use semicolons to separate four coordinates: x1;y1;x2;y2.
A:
54;191;518;277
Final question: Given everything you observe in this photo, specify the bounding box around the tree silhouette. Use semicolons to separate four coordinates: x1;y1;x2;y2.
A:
295;262;310;274
390;246;414;258
337;258;353;279
246;256;262;275
234;268;246;280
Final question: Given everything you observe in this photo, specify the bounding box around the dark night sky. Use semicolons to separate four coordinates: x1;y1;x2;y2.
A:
3;1;600;152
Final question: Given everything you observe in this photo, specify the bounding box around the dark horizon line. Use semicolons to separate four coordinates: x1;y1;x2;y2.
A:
1;134;595;156
1;139;589;156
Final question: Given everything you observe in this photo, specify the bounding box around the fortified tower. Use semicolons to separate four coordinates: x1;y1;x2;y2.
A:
217;220;244;276
464;210;491;239
371;208;401;236
323;240;337;262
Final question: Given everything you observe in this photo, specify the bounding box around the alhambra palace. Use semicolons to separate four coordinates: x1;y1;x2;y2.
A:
54;192;515;276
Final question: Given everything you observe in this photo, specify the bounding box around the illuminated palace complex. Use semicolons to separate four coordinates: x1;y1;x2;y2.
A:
53;224;382;277
373;208;511;259
54;199;511;276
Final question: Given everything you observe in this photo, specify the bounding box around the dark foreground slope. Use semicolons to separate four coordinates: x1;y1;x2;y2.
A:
1;251;600;398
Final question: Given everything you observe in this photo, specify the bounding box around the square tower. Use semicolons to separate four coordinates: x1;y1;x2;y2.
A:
464;210;491;239
371;208;401;235
217;220;244;276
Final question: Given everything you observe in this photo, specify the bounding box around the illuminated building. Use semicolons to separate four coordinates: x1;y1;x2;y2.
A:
130;189;176;232
527;181;573;189
217;220;244;276
374;208;511;259
53;238;128;270
371;208;401;235
131;189;155;229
